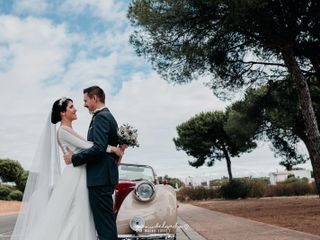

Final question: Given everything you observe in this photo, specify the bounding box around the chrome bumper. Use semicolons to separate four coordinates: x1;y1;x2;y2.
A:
118;234;175;240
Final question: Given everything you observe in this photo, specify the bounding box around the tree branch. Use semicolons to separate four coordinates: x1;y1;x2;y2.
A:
236;60;286;68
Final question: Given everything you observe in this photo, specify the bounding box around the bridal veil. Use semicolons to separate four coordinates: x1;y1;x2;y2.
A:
11;114;61;240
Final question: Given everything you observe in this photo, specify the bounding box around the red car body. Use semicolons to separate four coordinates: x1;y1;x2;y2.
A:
115;163;177;240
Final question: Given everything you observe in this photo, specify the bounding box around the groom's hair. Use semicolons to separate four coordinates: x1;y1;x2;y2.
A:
83;86;105;103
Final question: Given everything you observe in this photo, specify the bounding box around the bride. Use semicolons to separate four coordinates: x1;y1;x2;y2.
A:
11;97;123;240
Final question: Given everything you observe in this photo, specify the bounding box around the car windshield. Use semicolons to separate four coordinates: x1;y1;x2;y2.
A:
119;165;155;182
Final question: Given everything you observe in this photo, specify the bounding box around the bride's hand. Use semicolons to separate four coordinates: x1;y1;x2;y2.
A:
64;147;73;165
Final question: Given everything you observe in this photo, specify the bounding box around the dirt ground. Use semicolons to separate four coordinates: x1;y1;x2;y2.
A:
192;195;320;236
0;200;21;215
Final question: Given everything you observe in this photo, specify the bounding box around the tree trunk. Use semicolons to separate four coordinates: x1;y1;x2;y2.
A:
282;47;320;196
301;136;317;183
309;56;320;83
222;146;233;181
286;164;293;171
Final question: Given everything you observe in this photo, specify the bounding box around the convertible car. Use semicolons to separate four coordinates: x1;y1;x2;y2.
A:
115;163;177;240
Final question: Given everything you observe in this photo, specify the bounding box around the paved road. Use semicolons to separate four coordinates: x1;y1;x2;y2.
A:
0;214;16;240
0;214;205;240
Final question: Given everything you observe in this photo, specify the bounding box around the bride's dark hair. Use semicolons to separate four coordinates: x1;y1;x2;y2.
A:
51;97;73;124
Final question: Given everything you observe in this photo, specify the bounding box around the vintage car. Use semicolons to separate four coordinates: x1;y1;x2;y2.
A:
115;163;177;240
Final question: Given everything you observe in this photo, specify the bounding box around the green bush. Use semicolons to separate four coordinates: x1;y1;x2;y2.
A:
283;177;308;184
16;170;29;192
176;187;190;202
176;179;316;201
209;178;229;187
0;159;29;194
178;186;208;201
176;187;196;201
8;190;23;201
0;185;11;200
246;179;268;198
176;186;220;201
206;188;221;199
189;186;208;200
219;179;251;199
265;182;315;197
0;159;24;183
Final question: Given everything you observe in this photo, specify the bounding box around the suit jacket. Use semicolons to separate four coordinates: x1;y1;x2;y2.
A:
72;108;119;187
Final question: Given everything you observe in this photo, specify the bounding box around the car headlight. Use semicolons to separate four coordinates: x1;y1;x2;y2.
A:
129;215;145;232
134;181;155;202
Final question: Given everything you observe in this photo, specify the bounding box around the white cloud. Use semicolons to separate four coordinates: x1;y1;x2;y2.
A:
0;16;70;83
0;15;73;167
0;16;72;111
61;53;118;89
13;0;48;15
85;26;134;54
60;0;127;24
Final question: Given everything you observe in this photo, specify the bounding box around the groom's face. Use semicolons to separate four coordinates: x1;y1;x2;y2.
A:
83;93;96;112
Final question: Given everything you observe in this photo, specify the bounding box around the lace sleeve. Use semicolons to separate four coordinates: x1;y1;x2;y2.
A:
59;126;93;151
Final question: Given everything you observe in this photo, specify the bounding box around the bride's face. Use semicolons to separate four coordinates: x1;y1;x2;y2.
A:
62;101;77;121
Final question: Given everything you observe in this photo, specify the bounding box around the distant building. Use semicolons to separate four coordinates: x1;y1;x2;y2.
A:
200;181;208;187
184;176;210;187
269;169;313;185
184;176;195;186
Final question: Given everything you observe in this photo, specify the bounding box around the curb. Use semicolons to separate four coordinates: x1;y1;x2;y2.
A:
178;217;207;240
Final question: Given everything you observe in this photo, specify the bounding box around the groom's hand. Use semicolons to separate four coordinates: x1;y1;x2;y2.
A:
64;147;73;165
120;144;128;151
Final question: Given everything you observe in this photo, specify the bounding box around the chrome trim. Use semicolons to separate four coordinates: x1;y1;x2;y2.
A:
134;181;156;202
118;233;175;240
129;215;145;232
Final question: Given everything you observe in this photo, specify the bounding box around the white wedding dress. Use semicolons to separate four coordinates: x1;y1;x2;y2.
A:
11;122;97;240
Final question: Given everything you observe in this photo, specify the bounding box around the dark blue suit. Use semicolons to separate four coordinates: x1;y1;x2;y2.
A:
72;108;119;240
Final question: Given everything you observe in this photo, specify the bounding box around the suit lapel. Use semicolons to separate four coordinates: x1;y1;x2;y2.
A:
87;108;108;139
89;114;95;128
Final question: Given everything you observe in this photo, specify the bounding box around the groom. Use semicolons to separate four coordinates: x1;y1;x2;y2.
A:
64;85;119;240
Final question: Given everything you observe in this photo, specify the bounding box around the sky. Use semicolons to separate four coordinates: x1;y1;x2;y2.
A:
0;0;313;182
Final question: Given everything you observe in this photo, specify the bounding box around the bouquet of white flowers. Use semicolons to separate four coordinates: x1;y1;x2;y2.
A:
118;124;139;147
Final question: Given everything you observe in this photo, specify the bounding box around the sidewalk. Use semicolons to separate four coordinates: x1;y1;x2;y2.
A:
177;217;206;240
178;203;320;240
